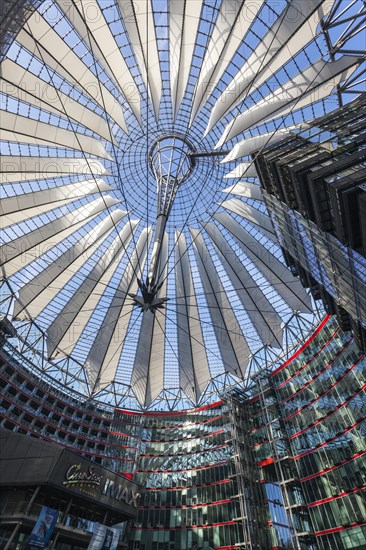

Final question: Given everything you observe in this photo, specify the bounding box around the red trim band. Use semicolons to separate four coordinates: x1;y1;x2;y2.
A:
292;418;365;460
138;498;232;511
131;520;237;531
282;355;365;421
315;520;366;536
308;484;366;507
288;382;366;440
274;327;339;390
135;460;229;474
300;449;366;482
279;337;353;405
118;400;223;418
113;414;224;431
271;315;330;377
139;443;227;458
144;479;232;491
141;428;225;444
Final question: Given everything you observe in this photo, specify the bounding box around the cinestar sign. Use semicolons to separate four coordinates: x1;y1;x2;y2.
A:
63;464;103;488
102;478;140;507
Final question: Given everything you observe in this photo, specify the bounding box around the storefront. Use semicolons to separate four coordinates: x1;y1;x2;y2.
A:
0;429;140;549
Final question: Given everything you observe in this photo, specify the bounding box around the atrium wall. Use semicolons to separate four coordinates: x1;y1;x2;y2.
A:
1;314;366;549
113;404;267;550
0;343;115;465
248;315;366;549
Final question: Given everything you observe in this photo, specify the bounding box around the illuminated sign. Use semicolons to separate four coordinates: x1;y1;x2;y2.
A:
63;464;103;488
60;460;139;510
102;478;140;507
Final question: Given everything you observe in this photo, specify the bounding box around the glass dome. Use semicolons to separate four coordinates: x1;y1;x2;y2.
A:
0;0;365;410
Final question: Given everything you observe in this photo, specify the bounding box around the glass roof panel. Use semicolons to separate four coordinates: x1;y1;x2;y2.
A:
0;0;365;410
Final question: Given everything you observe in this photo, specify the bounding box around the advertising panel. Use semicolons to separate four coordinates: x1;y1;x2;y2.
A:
87;523;120;550
27;506;58;549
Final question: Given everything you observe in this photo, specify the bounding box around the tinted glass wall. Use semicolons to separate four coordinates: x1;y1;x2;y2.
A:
1;314;365;549
249;315;366;549
112;404;267;550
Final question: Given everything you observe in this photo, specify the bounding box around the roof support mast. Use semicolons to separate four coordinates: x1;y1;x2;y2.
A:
130;134;194;312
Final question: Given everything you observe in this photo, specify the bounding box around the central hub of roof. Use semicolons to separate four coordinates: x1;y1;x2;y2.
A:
149;134;194;186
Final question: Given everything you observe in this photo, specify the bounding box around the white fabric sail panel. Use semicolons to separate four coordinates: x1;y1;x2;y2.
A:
143;307;166;407
12;210;127;320
190;228;250;377
175;251;195;401
46;220;138;358
224;162;258;179
169;0;202;117
204;222;283;347
190;0;264;124
143;233;169;407
0;180;111;216
0;209;110;280
221;127;296;161
1;111;112;161
221;181;263;201
214;211;312;312
0;157;108;184
217;56;361;145
56;0;141;123
206;0;334;134
1;181;112;227
0;127;108;160
87;228;152;393
175;231;210;402
118;0;161;120
131;233;169;407
131;310;155;407
0;59;114;143
54;220;139;357
0;196;119;268
242;0;336;99
1;197;94;229
220;198;275;234
17;15;127;133
13;229;115;321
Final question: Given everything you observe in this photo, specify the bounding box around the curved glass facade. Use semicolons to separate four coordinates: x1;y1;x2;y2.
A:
112;404;266;549
249;315;366;549
0;342;115;464
1;314;366;548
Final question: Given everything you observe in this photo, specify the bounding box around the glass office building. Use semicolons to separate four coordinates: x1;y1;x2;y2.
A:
0;1;365;548
2;313;365;549
248;315;366;550
254;94;366;350
112;404;265;549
